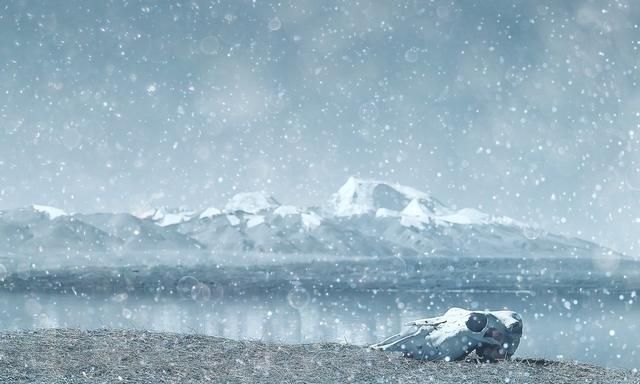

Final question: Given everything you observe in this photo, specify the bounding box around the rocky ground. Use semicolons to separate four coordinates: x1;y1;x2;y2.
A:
0;329;637;383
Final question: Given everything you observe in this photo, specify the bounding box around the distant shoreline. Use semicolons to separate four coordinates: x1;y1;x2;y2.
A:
2;254;638;297
0;329;636;384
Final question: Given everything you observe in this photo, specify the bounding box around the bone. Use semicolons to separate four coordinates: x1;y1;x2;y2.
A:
370;307;523;361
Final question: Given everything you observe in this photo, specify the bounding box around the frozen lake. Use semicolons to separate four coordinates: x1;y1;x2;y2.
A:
0;288;637;370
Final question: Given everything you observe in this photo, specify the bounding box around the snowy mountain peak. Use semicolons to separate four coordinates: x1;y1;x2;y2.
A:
401;199;432;218
139;207;195;227
0;181;605;259
225;192;280;214
199;207;222;219
32;205;68;219
273;205;323;230
328;177;446;217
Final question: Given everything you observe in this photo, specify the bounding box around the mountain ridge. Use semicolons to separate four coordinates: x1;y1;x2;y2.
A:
0;178;610;260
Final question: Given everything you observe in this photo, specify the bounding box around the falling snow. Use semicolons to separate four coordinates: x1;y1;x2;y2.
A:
0;0;638;379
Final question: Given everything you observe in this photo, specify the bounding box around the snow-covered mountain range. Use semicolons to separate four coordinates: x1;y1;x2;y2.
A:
0;177;602;258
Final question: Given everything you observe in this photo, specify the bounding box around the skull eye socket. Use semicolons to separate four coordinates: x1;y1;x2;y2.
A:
466;313;487;332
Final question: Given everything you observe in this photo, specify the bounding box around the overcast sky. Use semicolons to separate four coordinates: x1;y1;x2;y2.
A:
1;0;640;255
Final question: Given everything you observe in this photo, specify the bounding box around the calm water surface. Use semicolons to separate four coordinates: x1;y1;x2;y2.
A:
0;289;637;370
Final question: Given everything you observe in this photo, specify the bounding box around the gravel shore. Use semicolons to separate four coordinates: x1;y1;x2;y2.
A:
0;329;637;383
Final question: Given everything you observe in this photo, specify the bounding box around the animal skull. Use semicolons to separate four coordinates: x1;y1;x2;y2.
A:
370;307;523;361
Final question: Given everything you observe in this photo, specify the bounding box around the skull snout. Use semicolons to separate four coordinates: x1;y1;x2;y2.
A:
504;314;523;335
507;320;523;335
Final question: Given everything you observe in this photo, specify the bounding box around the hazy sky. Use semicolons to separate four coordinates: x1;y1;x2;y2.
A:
1;0;640;255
